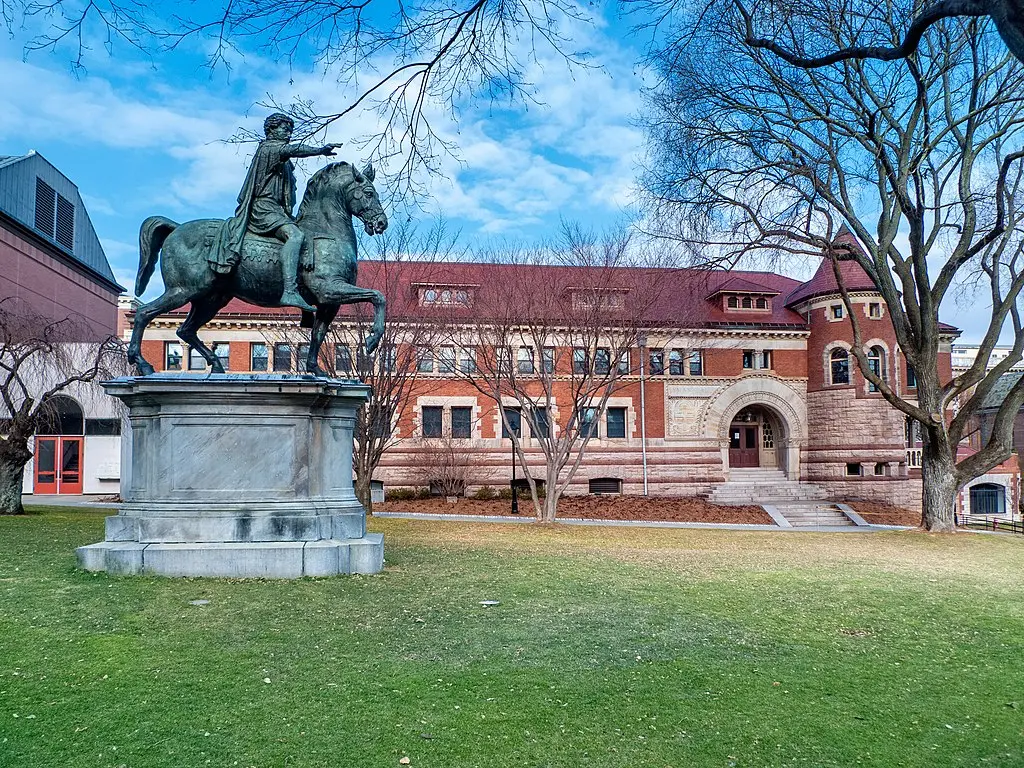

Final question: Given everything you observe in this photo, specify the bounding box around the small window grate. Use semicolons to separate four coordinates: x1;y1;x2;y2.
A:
589;477;622;495
55;194;75;250
35;177;56;237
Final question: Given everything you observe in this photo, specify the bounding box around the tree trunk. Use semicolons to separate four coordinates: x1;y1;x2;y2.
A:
0;438;31;515
354;471;374;516
920;446;959;532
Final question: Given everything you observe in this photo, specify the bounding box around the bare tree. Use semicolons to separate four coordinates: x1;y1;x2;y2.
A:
441;227;674;521
416;433;479;497
314;221;461;513
0;299;125;515
7;0;592;194
640;1;1024;530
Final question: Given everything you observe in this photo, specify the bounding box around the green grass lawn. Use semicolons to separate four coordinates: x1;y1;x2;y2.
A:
2;508;1024;767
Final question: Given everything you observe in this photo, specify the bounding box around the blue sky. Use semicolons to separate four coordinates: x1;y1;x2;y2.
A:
0;11;993;342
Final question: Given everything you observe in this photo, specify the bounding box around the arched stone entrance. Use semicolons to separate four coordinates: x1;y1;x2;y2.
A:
702;377;807;481
728;405;785;470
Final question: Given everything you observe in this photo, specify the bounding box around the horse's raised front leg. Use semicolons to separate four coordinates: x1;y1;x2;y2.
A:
307;304;340;376
176;294;231;373
323;283;387;356
127;288;192;376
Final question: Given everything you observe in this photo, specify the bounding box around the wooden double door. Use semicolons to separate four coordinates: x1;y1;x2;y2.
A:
729;425;760;468
34;436;84;494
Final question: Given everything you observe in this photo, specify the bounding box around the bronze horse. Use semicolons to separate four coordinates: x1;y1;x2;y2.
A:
126;161;388;376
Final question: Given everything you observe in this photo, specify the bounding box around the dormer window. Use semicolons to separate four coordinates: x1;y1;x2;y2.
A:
571;288;628;311
722;293;772;312
417;284;474;307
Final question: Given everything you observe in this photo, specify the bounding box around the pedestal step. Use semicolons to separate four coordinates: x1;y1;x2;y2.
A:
77;535;384;578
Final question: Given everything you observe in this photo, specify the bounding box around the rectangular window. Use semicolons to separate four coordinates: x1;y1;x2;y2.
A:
594;348;611;375
831;305;844;320
459;347;476;373
668;350;684;376
577;407;599;439
450;406;472;438
84;418;121;436
382;345;397;373
438;346;456;374
760;350;772;370
868;356;882;393
250;343;268;372
297;343;310;372
906;363;917;388
335;344;353;375
422;406;443;438
846;462;862;476
496;346;512;374
189;347;206;371
417;348;435;373
742;350;754;369
502;407;522;438
213;343;230;371
873;462;887;476
606;407;626;439
869;302;882;318
572;348;588;374
617;351;630;375
165;342;183;371
831;354;850;385
688;350;703;376
517;346;535;374
649;349;665;376
542;347;555;374
529;406;550;439
273;343;292;372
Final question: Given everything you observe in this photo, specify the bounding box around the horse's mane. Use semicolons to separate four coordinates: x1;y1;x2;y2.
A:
297;161;360;220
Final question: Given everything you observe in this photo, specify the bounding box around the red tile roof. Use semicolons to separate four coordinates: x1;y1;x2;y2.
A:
157;259;810;329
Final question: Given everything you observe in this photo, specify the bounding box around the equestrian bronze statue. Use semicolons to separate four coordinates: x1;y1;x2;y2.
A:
125;114;388;377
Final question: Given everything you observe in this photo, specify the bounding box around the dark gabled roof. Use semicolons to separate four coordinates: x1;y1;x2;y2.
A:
705;276;781;300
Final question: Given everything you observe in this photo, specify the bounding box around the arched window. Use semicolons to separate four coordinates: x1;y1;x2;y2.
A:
741;296;753;309
830;348;850;385
970;483;1006;516
727;296;738;309
867;346;885;392
36;395;84;436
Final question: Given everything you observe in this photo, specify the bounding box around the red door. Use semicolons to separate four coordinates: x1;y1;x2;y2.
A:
729;425;759;468
34;436;84;494
34;437;59;494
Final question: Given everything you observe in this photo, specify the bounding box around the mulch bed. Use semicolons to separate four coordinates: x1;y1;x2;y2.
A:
374;496;772;524
847;501;920;527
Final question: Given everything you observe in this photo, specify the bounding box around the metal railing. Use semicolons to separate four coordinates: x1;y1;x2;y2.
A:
958;514;1024;534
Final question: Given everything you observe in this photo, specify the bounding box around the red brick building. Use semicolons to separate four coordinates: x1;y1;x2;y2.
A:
128;232;955;511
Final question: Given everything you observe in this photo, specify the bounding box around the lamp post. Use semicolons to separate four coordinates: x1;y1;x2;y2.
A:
510;435;519;515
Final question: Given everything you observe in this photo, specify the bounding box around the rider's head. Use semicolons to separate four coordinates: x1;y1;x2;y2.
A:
264;113;295;140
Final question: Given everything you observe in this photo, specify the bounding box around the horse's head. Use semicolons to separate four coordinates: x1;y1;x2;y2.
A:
299;161;389;236
346;163;388;236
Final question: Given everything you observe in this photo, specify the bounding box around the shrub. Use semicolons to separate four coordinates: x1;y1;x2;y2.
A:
385;487;417;501
472;485;497;500
416;486;433;499
497;487;513;500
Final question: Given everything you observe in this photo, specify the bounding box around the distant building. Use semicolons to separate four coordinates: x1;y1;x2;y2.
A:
125;230;958;513
951;344;1024;375
0;151;124;496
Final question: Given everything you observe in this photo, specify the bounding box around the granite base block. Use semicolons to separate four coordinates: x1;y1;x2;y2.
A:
76;536;385;578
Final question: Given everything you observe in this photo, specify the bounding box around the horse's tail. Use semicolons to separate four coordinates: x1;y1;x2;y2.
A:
136;216;178;296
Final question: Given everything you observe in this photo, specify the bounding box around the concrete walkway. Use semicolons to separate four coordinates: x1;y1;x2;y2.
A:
373;511;911;532
23;495;912;532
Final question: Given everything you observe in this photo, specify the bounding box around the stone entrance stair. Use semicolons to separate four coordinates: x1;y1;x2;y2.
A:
770;502;856;528
709;468;829;506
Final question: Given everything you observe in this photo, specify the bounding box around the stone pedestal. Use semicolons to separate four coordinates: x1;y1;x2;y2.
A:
77;374;384;578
